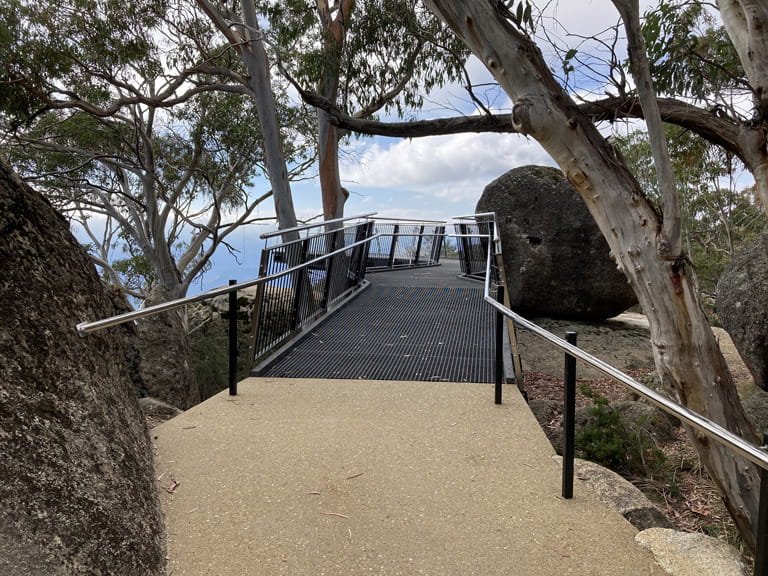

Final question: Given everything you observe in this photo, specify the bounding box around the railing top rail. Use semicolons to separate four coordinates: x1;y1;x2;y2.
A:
76;233;381;337
259;212;378;239
452;212;496;220
368;216;447;225
259;220;373;252
467;213;768;472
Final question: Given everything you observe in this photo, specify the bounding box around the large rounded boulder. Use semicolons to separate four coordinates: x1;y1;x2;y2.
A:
0;162;166;575
476;165;637;320
717;230;768;391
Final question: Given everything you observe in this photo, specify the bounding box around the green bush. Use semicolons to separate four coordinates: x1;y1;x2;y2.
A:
576;383;668;479
576;395;630;472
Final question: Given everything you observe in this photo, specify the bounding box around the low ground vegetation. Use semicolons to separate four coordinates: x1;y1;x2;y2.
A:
525;369;749;562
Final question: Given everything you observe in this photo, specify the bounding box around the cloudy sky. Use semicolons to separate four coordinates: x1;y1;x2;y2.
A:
196;0;655;291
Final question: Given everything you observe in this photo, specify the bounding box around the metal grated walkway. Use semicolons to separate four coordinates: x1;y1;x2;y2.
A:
261;260;495;382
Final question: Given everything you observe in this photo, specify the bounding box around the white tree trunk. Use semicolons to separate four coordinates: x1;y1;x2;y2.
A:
424;0;760;548
240;0;299;241
199;0;300;242
612;0;680;257
718;0;768;117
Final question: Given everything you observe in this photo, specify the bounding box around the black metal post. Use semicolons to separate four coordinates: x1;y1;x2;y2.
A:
349;222;369;285
755;433;768;576
290;238;311;330
495;285;505;405
322;229;342;309
458;223;470;274
387;224;399;269
228;279;238;396
414;225;424;266
434;225;445;264
562;331;577;499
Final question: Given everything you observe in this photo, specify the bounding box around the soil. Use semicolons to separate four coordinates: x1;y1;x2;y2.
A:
516;312;757;559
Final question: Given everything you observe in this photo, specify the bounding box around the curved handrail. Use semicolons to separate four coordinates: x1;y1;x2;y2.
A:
76;234;381;336
468;212;768;471
259;212;378;239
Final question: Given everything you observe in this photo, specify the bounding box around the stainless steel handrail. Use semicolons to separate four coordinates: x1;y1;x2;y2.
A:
452;212;496;220
76;234;382;336
468;214;768;471
259;212;378;239
368;216;447;224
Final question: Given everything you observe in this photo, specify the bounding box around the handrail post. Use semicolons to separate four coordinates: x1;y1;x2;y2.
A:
361;221;375;279
434;225;445;264
387;224;400;269
458;223;470;274
322;229;342;309
291;238;311;330
562;331;577;499
494;284;505;404
756;432;768;576
414;225;424;266
228;279;238;396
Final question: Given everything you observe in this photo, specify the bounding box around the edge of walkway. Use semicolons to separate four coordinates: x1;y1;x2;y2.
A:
153;378;665;576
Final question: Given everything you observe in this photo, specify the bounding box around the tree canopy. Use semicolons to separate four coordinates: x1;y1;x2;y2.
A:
1;0;315;300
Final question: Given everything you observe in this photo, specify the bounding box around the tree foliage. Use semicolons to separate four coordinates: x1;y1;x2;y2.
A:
247;0;470;219
643;0;748;113
1;0;314;300
264;0;468;119
617;126;765;293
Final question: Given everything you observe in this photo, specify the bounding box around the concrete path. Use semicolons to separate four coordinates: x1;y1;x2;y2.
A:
153;378;665;575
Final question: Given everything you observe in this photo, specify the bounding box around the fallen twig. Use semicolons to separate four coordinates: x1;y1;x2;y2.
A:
320;512;349;519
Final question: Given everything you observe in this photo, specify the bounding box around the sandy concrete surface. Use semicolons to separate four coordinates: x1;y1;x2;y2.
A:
153;378;665;575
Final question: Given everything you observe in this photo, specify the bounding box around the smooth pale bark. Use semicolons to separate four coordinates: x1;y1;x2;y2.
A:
424;0;760;549
612;0;680;258
199;0;299;241
317;0;354;221
716;0;768;203
718;0;768;117
240;0;299;240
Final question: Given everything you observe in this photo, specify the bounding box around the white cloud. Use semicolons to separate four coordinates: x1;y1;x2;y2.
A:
341;131;554;205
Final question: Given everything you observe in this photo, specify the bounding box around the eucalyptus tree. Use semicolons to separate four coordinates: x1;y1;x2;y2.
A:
617;126;765;293
199;0;468;221
416;0;767;549
0;0;314;407
198;0;303;240
263;0;468;220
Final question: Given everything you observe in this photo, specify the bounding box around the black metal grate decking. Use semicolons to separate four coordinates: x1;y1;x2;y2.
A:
261;260;495;382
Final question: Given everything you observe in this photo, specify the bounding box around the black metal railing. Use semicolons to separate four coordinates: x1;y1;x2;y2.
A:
473;211;768;576
454;213;495;278
363;217;445;271
249;219;375;362
77;229;380;391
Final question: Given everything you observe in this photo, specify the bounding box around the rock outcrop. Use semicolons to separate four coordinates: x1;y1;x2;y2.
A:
559;457;673;531
717;230;768;390
636;528;747;576
476;165;637;320
0;162;166;575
